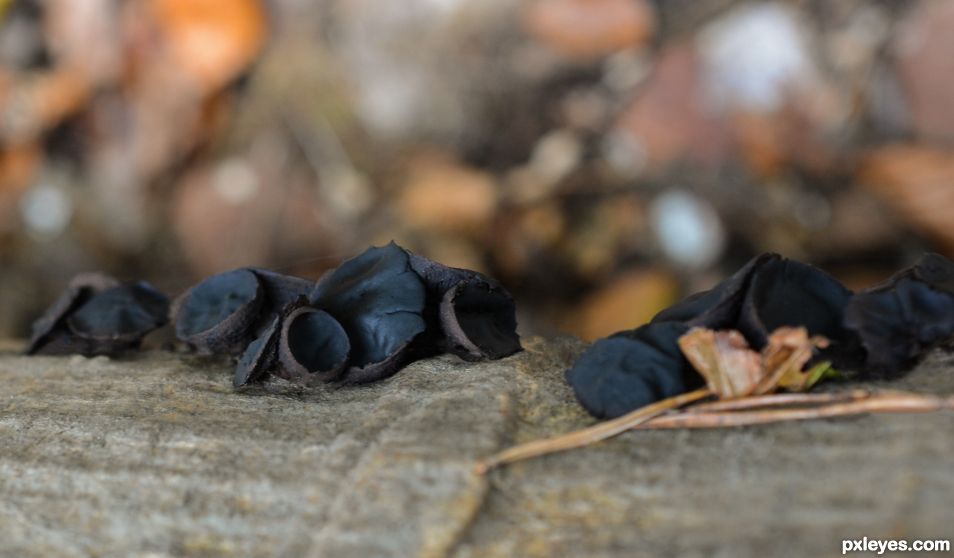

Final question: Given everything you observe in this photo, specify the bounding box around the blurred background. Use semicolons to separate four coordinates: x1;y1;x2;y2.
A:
1;0;952;341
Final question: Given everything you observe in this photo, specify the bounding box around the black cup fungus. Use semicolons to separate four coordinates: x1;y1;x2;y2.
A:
173;268;264;354
277;305;350;385
27;274;168;356
408;252;521;361
309;242;428;383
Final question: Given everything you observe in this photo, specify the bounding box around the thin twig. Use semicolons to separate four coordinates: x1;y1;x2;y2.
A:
636;393;954;430
687;390;871;413
474;388;711;475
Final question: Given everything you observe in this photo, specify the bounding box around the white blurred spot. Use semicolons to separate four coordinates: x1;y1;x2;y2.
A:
699;3;814;111
213;158;259;205
20;183;73;240
650;190;726;269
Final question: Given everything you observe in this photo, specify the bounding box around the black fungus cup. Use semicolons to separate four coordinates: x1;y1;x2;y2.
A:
844;253;954;377
653;253;861;368
309;242;428;384
408;252;521;361
172;267;314;355
173;268;265;354
276;305;350;385
565;321;700;419
27;273;169;356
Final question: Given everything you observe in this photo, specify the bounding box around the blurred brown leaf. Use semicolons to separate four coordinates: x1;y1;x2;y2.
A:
895;0;954;142
567;268;676;341
524;0;654;59
150;0;266;93
397;152;498;236
860;145;954;253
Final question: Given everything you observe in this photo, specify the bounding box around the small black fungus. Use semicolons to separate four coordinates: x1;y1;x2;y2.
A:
440;280;521;360
565;321;698;419
234;314;281;388
27;272;119;354
737;258;860;369
408;252;521;361
652;253;859;365
277;305;350;385
173;268;264;354
27;274;168;356
844;253;954;377
310;242;427;383
653;253;779;329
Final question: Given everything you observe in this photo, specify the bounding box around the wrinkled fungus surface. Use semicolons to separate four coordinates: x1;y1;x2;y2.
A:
310;242;428;383
845;253;954;376
565;322;696;419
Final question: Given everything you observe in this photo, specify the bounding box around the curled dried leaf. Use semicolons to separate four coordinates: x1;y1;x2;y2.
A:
677;328;762;399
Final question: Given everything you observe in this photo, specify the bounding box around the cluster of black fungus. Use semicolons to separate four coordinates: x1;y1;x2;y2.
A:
27;273;169;356
171;242;522;387
566;253;954;419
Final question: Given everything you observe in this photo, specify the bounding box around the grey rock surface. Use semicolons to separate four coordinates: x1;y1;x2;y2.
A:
1;338;953;557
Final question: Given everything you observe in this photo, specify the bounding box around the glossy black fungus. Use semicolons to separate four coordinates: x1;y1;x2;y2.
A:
173;268;264;354
440;280;521;360
310;242;427;383
26;273;119;354
277;305;350;385
27;275;169;356
408;252;521;361
844;253;954;377
652;253;859;365
234;315;281;388
736;258;860;368
68;282;169;337
565;321;699;419
652;253;779;329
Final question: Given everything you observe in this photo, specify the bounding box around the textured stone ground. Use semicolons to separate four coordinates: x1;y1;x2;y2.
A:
1;338;952;557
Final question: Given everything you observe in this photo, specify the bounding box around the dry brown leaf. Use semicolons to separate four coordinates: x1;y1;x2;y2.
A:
754;326;829;395
860;146;954;254
677;328;762;399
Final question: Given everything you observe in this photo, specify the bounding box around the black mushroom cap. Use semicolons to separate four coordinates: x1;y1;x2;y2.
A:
565;321;700;419
736;258;860;368
439;280;520;360
844;253;954;377
652;253;779;330
26;272;119;354
172;268;264;354
408;251;521;361
276;305;350;385
652;253;859;365
309;242;427;384
67;282;169;341
234;314;281;388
